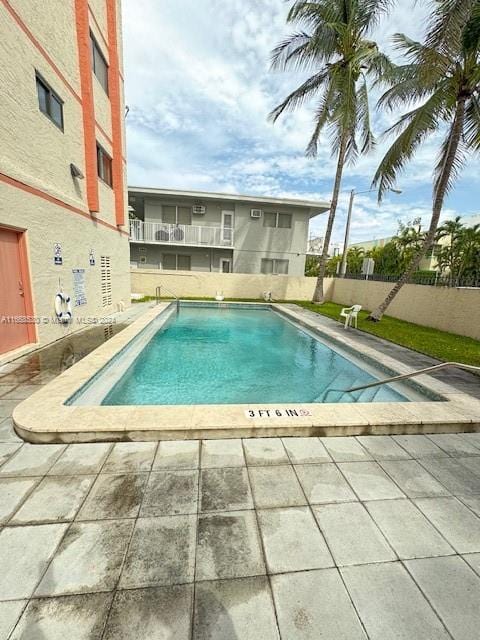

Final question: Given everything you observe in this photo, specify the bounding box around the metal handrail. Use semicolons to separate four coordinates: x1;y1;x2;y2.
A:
323;362;480;401
155;285;180;313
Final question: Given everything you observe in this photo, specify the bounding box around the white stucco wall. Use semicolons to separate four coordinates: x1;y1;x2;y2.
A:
329;278;480;340
130;269;330;301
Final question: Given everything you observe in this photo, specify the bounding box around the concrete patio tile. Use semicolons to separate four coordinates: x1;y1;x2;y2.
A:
257;507;333;573
271;568;367;640
341;562;450;640
0;523;68;600
0;417;23;443
405;556;480;640
152;440;200;469
419;457;480;495
338;462;405;500
0;399;19;419
48;443;112;475
379;460;451;498
3;384;41;401
459;432;480;451
462;553;480;576
200;467;253;512
243;438;289;465
10;475;94;524
196;511;265;581
365;499;454;560
356;436;411;460
102;442;157;473
427;433;480;457
392;435;449;458
249;465;306;508
201;439;245;467
295;463;356;504
104;584;193;640
141;470;198;517
457;494;480;517
415;497;480;553
0;477;39;524
313;502;396;566
36;520;133;596
9;593;112;640
194;577;279;640
120;515;196;588
0;444;65;477
0;600;26;639
320;436;373;462
78;473;148;520
282;437;331;464
0;443;22;467
456;455;480;477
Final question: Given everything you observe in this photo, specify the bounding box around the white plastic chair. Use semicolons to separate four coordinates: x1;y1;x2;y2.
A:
340;304;362;329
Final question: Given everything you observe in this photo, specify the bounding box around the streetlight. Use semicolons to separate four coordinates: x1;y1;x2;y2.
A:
339;187;402;276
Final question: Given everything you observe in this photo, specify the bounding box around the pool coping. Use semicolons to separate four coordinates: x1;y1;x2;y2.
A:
12;302;480;443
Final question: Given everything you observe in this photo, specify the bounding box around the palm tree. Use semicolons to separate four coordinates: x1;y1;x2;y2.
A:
269;0;393;303
367;0;480;321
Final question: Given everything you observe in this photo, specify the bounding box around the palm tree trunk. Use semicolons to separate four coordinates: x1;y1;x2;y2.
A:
312;136;347;303
367;96;467;321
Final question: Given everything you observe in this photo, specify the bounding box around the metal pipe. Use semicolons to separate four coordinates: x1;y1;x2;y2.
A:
344;362;480;393
339;189;354;277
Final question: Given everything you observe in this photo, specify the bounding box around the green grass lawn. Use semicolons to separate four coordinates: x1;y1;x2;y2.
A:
294;301;480;367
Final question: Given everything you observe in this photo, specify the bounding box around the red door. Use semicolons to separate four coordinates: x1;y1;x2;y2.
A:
0;227;34;354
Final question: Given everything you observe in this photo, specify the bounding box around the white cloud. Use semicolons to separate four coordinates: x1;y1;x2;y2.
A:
121;0;480;244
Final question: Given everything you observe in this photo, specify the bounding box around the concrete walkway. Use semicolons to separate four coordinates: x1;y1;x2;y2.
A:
2;401;480;637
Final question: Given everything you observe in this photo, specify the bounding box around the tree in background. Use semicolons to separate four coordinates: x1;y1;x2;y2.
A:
435;216;480;283
269;0;393;303
368;0;480;321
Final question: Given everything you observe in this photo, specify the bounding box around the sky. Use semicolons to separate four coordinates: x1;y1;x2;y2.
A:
121;0;480;245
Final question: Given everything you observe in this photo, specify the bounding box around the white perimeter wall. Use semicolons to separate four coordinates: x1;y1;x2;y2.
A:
131;269;480;340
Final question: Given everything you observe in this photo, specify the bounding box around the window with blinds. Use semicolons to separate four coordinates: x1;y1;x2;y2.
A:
100;256;112;307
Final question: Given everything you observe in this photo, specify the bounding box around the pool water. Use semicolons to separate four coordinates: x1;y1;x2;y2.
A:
102;306;407;406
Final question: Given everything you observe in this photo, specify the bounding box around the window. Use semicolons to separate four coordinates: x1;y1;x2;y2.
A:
100;256;112;307
97;144;112;186
36;73;63;130
263;212;292;229
90;32;108;94
162;254;191;271
261;258;289;275
278;213;292;228
162;206;192;225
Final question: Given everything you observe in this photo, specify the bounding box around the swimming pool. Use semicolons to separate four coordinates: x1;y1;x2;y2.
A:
72;303;410;406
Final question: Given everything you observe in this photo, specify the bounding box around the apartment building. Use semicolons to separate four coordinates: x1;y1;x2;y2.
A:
129;188;329;276
0;0;130;357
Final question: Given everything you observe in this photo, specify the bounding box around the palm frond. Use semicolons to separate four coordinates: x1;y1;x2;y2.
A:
434;108;469;197
372;91;447;200
268;69;329;122
357;74;376;153
305;75;335;157
464;94;480;151
425;0;477;56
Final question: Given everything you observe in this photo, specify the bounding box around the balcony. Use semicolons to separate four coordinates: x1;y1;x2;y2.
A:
129;219;234;248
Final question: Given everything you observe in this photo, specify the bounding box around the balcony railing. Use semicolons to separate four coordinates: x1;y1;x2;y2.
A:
129;219;234;248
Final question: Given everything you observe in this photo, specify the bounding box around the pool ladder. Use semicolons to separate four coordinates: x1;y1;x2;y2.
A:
155;285;180;313
320;362;480;402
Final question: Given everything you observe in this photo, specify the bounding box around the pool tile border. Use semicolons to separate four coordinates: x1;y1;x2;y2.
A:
12;302;480;443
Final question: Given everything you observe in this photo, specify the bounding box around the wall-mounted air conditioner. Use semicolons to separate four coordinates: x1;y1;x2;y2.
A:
250;209;262;218
192;205;206;214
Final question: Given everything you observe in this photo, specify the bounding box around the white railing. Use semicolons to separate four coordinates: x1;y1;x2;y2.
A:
129;219;234;248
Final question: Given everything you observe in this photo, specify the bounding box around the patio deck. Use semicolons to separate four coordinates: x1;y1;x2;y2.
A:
1;306;480;638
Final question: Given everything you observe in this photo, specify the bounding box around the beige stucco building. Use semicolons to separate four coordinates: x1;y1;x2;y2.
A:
0;0;130;358
129;187;330;277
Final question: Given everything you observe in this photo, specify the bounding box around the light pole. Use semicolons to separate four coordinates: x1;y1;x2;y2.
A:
339;187;402;276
